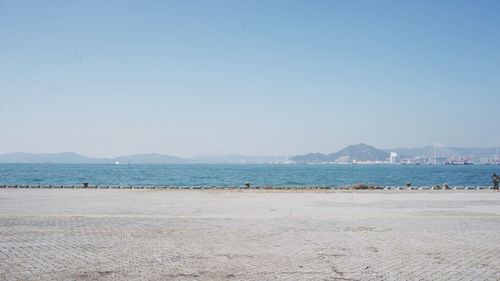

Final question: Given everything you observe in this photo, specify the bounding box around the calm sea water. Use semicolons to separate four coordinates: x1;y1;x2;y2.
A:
0;163;499;187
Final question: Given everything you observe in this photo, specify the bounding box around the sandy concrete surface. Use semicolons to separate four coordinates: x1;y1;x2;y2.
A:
1;189;500;280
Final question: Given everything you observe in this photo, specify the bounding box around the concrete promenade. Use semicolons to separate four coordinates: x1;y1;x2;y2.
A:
1;189;500;280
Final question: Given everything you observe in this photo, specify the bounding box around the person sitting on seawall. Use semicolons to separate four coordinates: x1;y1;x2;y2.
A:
493;173;500;192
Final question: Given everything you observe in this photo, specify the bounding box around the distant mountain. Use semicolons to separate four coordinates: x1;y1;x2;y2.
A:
113;153;189;164
331;143;389;161
292;143;389;163
0;152;101;163
0;152;189;164
191;154;291;164
290;153;330;164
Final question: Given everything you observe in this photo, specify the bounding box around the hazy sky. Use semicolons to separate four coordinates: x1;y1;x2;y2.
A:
1;0;499;157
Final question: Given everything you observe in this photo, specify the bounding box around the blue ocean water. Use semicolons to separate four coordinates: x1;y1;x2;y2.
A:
0;163;498;187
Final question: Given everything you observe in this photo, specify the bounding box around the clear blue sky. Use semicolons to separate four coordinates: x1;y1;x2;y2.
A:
1;0;499;157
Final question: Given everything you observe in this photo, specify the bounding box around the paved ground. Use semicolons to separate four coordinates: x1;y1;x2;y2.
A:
1;189;500;281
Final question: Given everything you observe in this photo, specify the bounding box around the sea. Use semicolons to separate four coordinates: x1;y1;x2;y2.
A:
0;163;499;187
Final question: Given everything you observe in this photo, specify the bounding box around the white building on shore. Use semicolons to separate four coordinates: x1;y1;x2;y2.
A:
389;152;398;164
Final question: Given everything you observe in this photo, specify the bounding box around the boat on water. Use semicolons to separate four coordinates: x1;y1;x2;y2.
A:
444;161;474;165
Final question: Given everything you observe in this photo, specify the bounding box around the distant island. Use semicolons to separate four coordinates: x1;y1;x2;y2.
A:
292;143;389;164
0;144;499;164
0;152;290;164
0;152;188;164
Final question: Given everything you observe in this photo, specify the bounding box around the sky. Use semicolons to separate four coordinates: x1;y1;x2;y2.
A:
1;0;500;157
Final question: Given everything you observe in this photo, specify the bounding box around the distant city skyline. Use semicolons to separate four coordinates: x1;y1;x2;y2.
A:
1;0;499;158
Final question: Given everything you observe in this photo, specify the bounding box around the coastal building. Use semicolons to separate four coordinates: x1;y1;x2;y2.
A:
389;152;398;164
